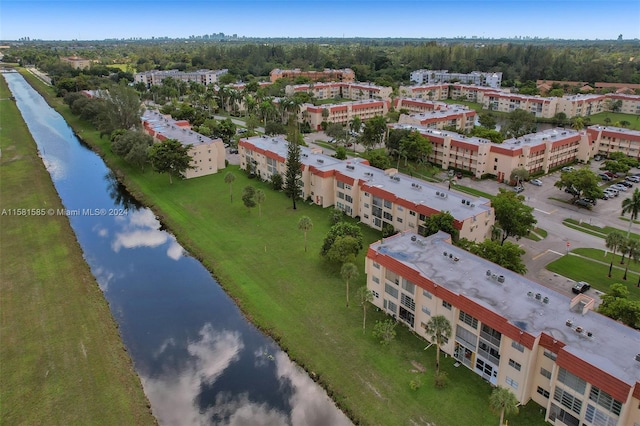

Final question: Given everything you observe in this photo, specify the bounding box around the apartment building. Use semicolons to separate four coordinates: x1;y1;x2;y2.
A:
60;56;91;69
302;99;390;130
134;69;229;88
398;107;477;132
481;91;559;118
587;126;640;160
389;124;586;181
141;109;226;179
393;98;449;114
607;94;640;115
285;82;392;101
269;68;355;83
238;135;494;242
365;231;640;426
398;84;449;100
410;69;503;89
555;95;608;118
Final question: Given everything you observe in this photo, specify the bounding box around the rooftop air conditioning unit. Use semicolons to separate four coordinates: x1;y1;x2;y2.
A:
411;235;417;242
436;191;440;196
497;275;505;283
470;203;475;208
566;320;573;327
486;270;492;276
635;353;640;362
461;199;466;205
466;200;471;206
543;297;549;304
535;293;541;300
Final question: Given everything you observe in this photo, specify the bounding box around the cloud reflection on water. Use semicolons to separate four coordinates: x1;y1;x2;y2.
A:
111;209;184;260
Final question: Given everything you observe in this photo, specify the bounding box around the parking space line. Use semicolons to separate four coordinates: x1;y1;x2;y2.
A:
534;208;556;215
532;250;550;261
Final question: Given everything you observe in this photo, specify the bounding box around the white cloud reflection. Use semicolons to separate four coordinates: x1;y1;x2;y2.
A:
111;209;184;260
141;325;351;426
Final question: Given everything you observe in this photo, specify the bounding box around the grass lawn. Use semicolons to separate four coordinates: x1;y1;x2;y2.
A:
0;76;154;424
450;184;496;200
563;218;640;240
526;227;548;241
20;68;546;425
546;252;640;301
588;111;640;131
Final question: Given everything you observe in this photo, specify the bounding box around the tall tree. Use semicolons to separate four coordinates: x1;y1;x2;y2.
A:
419;211;459;241
340;262;358;308
372;319;397;346
554;168;603;200
284;121;303;210
242;185;256;213
224;172;236;203
621;188;640;238
255;189;265;218
148;139;193;184
357;286;374;334
297;216;313;252
489;386;519;426
321;222;364;258
425;315;451;375
95;83;142;137
502;109;535;138
622;239;640;281
399;130;432;164
492;189;537;245
605;231;625;277
361;116;387;151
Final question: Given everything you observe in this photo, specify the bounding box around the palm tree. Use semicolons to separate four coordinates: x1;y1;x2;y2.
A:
489;386;519;426
255;189;265;218
340;262;358;307
357;286;373;334
622;239;640;281
297;216;313;252
622;188;640;238
224;172;236;203
605;231;625;277
425;315;452;375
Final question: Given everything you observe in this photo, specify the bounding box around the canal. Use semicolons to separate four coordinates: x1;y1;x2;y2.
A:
4;72;351;425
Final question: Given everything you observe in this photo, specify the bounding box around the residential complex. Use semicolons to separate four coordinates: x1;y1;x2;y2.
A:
397;106;477;132
269;68;355;83
134;69;229;88
285;81;392;101
365;231;640;426
393;97;450;113
301;99;391;131
398;83;640;119
389;124;587;182
238;135;494;242
141;109;226;179
410;69;503;89
588;126;640;159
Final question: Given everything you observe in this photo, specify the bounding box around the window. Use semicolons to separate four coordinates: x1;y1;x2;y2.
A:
384;299;397;314
421;306;431;316
372;262;380;269
422;289;432;299
337;181;345;189
364;203;370;208
455;325;478;349
337;192;345;199
409;211;416;216
558;368;587;394
401;279;415;295
585;404;618;426
383;211;393;221
399;307;415;327
372;276;380;284
511;341;525;353
384;283;398;299
589;386;622;416
505;377;518;390
442;301;452;310
345;195;353;203
371;291;379;298
540;367;552;380
459;311;478;329
508;359;521;371
537;387;550;398
397;206;403;212
553;387;582;415
480;324;502;347
397;217;403;223
543;349;557;361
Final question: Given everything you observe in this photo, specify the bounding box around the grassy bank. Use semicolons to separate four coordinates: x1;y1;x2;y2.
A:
0;75;155;424
20;69;546;425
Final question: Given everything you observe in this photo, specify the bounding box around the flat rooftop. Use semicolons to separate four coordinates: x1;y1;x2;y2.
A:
501;127;581;149
243;135;492;222
141;110;221;147
371;231;640;387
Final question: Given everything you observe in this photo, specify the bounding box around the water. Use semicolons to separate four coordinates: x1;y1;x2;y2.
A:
4;71;351;426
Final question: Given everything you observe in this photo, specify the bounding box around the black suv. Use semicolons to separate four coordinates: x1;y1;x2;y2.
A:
572;281;590;294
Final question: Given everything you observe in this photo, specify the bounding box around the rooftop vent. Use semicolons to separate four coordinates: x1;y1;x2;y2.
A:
487;270;492;277
411;235;417;242
586;331;593;338
527;291;533;297
466;200;471;206
543;297;549;304
443;251;448;257
566;319;573;327
575;326;583;334
497;275;505;283
535;293;541;300
461;199;466;205
346;165;355;170
436;190;440;196
635;354;640;363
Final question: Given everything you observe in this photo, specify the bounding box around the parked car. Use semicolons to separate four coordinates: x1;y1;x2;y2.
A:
529;179;543;186
582;198;597;206
594;154;603;161
604;171;619;178
574;198;593;208
611;184;628;191
513;185;524;193
598;173;612;181
561;166;575;172
565;187;579;195
456;171;463;179
620;181;634;188
604;188;619;197
626;176;640;183
572;281;591;294
600;193;610;200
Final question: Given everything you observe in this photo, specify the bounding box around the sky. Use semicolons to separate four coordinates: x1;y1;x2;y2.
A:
2;0;639;41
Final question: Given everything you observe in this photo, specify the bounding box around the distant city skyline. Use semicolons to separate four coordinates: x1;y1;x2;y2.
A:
2;0;639;41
